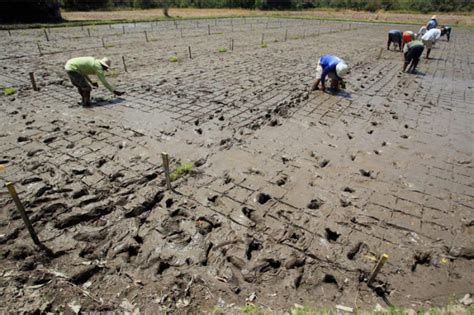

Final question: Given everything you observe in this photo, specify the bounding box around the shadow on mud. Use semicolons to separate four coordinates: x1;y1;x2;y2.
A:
326;89;352;99
90;97;126;107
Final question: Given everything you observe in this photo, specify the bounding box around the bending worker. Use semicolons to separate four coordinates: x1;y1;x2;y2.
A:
402;30;415;50
421;28;441;59
441;25;452;42
65;56;124;106
311;55;349;92
387;29;402;51
403;39;424;73
426;16;438;30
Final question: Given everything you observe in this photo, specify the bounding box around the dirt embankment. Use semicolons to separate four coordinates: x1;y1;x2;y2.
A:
61;8;474;26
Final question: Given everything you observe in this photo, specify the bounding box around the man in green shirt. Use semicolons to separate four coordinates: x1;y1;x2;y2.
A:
403;40;424;73
65;56;124;106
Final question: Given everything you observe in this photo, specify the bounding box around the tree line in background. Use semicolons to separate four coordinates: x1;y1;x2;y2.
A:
61;0;472;12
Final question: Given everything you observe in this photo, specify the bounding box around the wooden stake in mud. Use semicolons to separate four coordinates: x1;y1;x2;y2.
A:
36;42;43;55
303;29;306;39
349;23;352;30
144;30;149;42
377;47;384;60
122;25;125;34
8;29;12;36
122;56;128;73
188;46;192;59
231;38;234;51
43;29;49;41
207;24;211;35
180;28;183;38
261;33;264;45
87;28;91;37
161;152;172;190
174;20;178;29
29;72;39;91
367;253;388;286
5;182;46;250
284;29;288;41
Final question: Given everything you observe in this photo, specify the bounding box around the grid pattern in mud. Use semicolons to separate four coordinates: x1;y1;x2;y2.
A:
0;17;473;313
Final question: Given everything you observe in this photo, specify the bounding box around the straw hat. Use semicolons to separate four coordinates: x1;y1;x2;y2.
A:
431;15;437;19
99;57;111;70
336;62;349;78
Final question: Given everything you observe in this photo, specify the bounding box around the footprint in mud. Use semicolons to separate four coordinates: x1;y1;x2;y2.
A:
307;198;324;210
325;228;341;242
276;175;288;186
359;169;374;178
17;136;29;143
322;274;338;285
256;193;271;205
207;194;218;203
347;242;367;260
411;251;431;272
343;186;355;193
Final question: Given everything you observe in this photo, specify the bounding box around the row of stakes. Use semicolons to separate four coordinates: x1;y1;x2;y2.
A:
32;22;353;57
27;24;358;91
2;150;388;286
15;18;352;50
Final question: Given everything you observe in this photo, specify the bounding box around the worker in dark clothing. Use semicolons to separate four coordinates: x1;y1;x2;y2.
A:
441;26;452;42
387;30;402;51
403;40;424;73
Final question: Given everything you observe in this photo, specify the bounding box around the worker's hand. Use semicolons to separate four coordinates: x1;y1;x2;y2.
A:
91;82;99;88
114;90;125;96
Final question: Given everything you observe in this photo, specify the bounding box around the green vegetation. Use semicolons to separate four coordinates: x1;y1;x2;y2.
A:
3;87;17;96
289;304;311;315
168;55;178;62
241;303;264;314
218;47;227;52
261;42;268;48
59;0;472;12
170;162;193;181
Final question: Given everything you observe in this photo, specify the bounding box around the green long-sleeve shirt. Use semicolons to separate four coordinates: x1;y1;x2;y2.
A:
65;57;114;93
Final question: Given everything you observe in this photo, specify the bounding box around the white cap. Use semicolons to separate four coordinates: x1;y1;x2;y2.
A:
336;62;349;78
431;15;437;19
99;57;111;69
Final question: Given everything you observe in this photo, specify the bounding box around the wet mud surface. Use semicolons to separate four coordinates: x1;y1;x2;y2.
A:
0;18;473;313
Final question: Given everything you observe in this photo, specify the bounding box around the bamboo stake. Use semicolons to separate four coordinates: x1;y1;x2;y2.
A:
29;72;38;91
161;152;172;190
5;182;51;255
37;42;43;55
144;30;149;42
367;254;388;286
188;46;192;59
377;47;384;60
122;56;128;72
43;29;49;41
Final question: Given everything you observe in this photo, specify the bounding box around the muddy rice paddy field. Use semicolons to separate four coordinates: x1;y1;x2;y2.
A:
0;17;473;313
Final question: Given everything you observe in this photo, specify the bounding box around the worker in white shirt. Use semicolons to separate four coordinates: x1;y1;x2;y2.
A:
421;28;441;59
